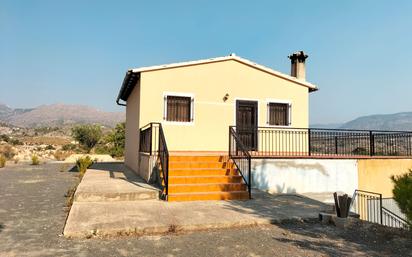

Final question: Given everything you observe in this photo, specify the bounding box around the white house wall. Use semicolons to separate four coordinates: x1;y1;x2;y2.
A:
251;159;358;197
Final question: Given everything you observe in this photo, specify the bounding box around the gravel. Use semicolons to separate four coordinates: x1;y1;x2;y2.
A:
1;163;411;257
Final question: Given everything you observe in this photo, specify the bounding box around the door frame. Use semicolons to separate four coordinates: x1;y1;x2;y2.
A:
233;98;259;126
235;99;259;151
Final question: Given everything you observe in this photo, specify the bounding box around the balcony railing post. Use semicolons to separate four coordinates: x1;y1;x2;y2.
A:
248;157;251;199
149;123;153;156
369;131;375;156
334;136;338;155
379;193;383;225
228;127;231;157
308;128;311;156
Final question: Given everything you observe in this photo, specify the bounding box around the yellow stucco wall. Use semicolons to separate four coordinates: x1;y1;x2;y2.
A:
358;159;412;197
124;79;140;172
137;59;310;151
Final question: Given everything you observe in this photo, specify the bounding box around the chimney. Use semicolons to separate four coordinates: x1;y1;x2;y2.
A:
288;51;308;81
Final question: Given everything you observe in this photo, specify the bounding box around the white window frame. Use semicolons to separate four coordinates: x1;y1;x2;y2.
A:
266;99;292;127
163;92;195;126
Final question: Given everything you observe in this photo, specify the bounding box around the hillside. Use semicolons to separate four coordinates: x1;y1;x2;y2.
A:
340;112;412;131
0;104;32;121
0;103;125;128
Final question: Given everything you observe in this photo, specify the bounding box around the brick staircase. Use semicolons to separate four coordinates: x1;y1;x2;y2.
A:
167;155;249;201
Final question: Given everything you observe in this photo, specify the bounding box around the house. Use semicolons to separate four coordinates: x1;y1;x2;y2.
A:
116;52;320;201
117;52;412;203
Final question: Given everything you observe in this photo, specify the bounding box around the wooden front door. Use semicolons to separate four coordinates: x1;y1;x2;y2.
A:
236;100;258;151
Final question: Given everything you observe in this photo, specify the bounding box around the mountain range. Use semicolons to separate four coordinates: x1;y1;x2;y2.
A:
312;112;412;131
0;103;125;128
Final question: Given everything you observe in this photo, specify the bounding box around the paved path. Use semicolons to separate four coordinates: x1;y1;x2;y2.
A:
1;163;412;257
64;163;329;237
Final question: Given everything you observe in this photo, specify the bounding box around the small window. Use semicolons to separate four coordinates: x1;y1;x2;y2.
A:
267;102;290;126
164;95;193;122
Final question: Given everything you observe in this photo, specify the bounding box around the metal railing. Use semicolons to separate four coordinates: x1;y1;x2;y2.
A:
382;207;410;229
158;123;169;198
139;122;169;199
230;126;412;158
351;189;409;229
229;127;252;199
351;190;383;224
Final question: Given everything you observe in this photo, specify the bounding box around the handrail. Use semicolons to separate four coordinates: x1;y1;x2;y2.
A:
139;122;169;200
236;125;412;134
229;126;412;158
382;206;409;229
229;126;252;199
158;123;169;199
351;189;410;230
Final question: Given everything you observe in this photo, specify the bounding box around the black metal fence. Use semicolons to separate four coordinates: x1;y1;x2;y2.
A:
230;126;412;158
139;122;169;199
351;190;409;229
229;127;252;199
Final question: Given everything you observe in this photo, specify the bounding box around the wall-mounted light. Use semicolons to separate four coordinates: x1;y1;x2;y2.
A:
223;93;229;102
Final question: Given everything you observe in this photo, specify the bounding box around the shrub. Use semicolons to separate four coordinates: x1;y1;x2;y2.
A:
76;156;94;177
31;155;40;165
95;122;125;157
9;138;23;146
0;134;10;143
53;150;71;161
391;170;412;228
45;145;55;150
62;143;77;151
0;155;6;168
0;145;15;159
71;125;102;153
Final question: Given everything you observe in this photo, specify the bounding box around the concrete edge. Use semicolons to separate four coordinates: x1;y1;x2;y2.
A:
63;215;319;239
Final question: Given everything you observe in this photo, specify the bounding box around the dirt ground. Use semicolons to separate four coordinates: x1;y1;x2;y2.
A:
0;163;411;257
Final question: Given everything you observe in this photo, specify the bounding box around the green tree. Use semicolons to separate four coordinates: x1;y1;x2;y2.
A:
391;170;412;228
106;122;125;157
71;125;102;153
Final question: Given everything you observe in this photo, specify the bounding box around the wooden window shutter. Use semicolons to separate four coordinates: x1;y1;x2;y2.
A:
268;102;289;126
288;103;292;126
165;95;191;122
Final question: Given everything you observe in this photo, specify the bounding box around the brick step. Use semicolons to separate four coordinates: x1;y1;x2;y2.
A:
168;175;243;184
168;183;247;193
168;191;249;202
169;168;239;177
169;155;228;163
169;161;234;169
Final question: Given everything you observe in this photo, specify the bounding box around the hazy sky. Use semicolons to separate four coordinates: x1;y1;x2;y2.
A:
1;0;412;124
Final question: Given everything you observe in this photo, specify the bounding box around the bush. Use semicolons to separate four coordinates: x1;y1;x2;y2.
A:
0;155;6;168
53;150;71;161
391;170;412;228
71;125;102;153
0;145;15;159
76;156;94;177
62;143;77;151
95;122;125;157
31;155;40;165
9;138;23;146
106;122;125;157
45;145;55;150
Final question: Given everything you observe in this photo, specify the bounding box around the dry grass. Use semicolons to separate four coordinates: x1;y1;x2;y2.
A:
53;150;72;161
0;155;6;168
31;155;40;165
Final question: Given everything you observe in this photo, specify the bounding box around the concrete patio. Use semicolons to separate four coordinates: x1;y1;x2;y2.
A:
64;163;330;238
